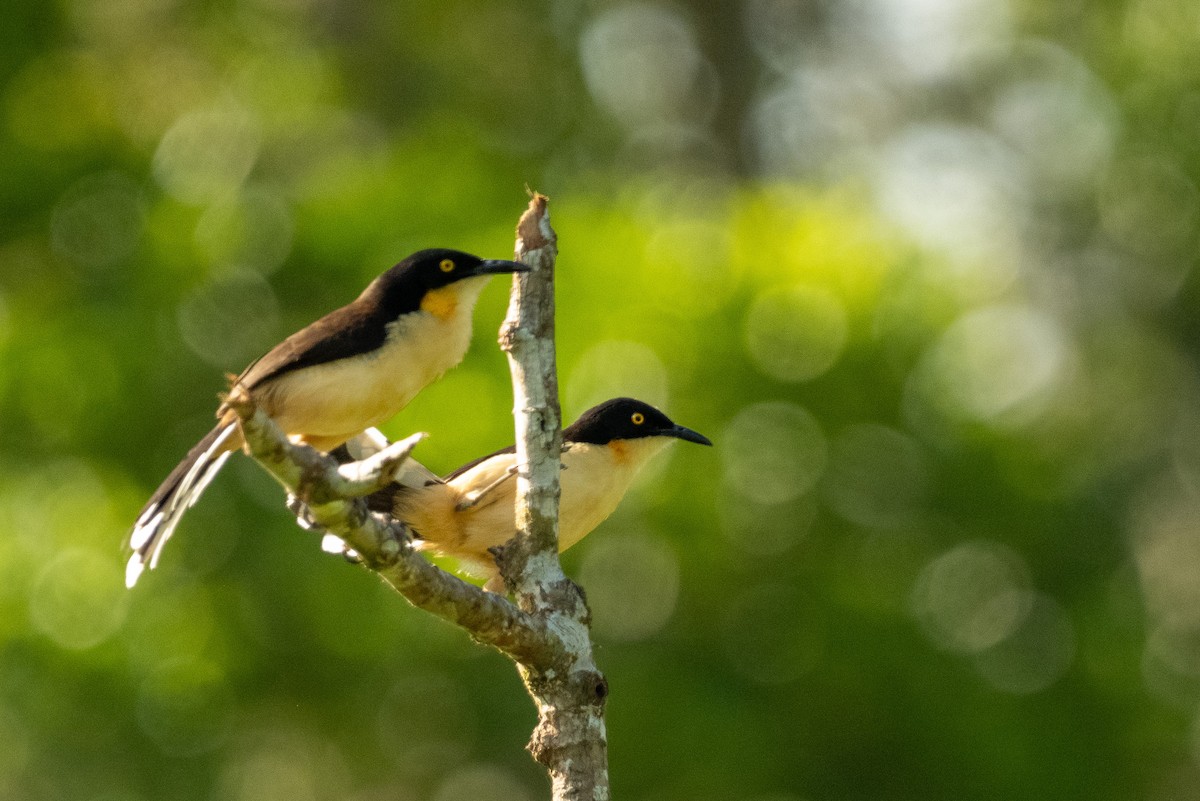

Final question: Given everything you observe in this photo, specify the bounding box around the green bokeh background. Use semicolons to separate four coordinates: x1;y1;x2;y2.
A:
2;1;1199;799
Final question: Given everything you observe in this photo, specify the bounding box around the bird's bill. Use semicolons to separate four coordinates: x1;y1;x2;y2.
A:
473;259;529;275
662;424;713;446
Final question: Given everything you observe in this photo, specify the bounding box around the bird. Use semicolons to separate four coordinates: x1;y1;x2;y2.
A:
362;397;712;590
126;248;527;588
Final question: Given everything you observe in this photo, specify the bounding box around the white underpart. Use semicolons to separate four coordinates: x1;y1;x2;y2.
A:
264;276;490;438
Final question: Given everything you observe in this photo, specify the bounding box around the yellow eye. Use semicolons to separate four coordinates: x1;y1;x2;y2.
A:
631;412;645;425
439;259;455;273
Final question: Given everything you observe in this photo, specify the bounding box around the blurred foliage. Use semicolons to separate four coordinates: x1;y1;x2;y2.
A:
1;0;1199;799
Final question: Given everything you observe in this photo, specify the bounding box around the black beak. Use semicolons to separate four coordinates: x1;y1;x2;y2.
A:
662;424;713;446
473;259;529;275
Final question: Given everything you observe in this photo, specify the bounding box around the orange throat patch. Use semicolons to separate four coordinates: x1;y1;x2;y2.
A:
608;440;631;464
420;286;459;320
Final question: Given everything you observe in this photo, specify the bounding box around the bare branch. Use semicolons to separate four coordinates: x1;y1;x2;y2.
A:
333;432;427;495
497;192;566;595
499;193;611;801
225;387;562;665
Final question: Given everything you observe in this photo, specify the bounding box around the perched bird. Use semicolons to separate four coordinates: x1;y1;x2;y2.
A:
127;248;527;587
366;397;712;589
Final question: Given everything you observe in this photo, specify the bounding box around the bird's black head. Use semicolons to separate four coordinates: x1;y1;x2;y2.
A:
366;248;527;312
564;398;713;446
398;248;527;290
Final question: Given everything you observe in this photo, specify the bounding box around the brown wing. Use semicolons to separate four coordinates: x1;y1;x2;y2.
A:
234;301;391;390
442;443;518;481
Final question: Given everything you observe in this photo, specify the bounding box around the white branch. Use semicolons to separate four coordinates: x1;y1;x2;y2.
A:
498;193;611;801
332;432;427;494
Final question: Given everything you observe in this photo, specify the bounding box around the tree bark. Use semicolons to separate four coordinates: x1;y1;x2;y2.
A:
498;194;610;800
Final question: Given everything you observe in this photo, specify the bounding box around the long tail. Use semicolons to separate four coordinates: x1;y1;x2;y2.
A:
126;423;237;587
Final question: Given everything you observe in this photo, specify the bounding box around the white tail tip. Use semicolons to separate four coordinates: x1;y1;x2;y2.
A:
320;533;347;554
125;555;146;588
